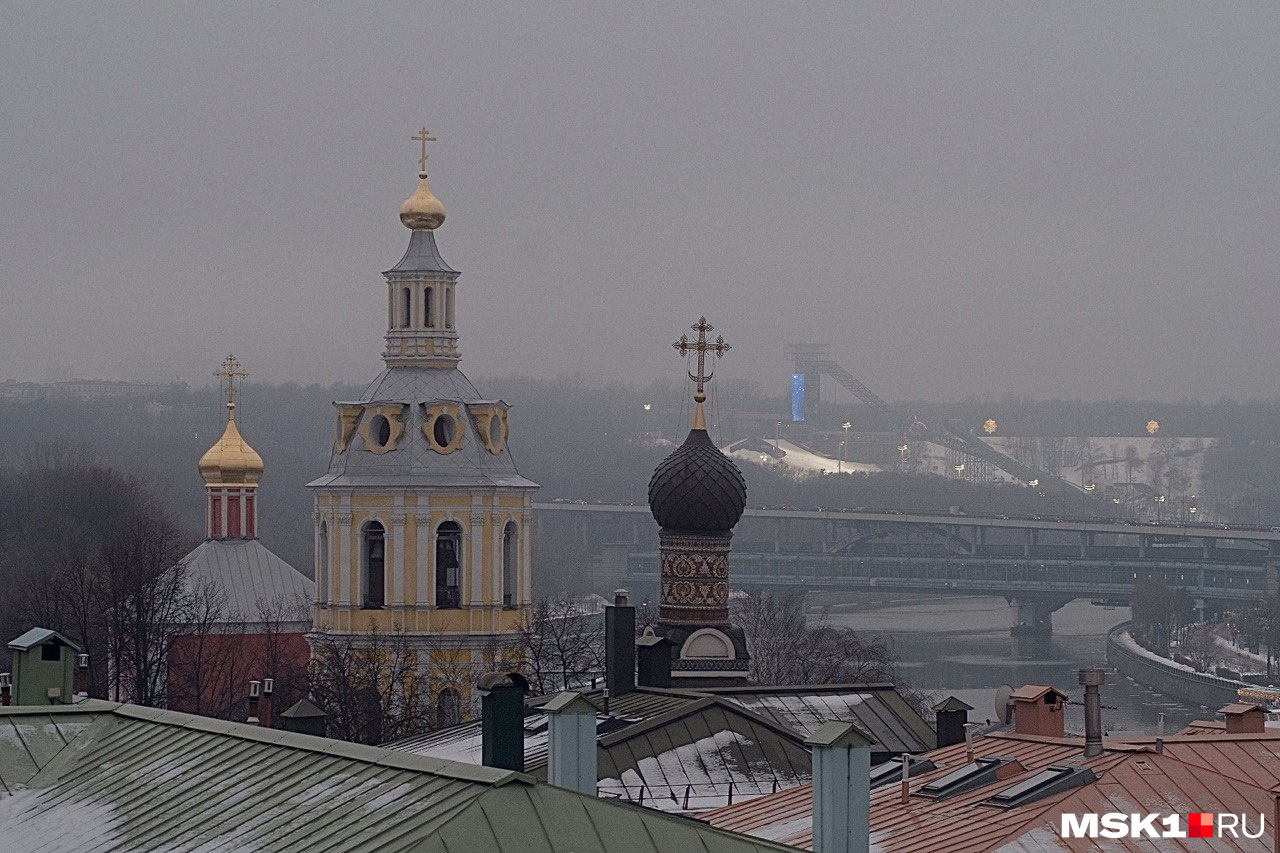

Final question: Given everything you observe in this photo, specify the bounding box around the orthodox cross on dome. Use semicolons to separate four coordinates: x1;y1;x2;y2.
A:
412;127;437;174
673;316;730;402
214;354;248;410
673;317;729;432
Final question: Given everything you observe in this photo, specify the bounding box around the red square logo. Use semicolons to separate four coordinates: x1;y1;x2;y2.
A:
1188;813;1213;839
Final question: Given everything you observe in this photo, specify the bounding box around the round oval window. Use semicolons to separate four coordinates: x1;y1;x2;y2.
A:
489;414;503;444
372;415;391;447
433;414;456;447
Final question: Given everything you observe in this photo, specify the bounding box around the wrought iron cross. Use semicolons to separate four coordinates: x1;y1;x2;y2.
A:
673;316;730;399
214;354;248;408
412;127;437;173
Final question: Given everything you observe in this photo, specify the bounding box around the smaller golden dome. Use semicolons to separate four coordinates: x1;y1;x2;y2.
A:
199;403;264;486
400;171;446;231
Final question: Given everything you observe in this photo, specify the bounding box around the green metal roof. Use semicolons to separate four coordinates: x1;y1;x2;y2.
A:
0;701;800;852
7;627;83;652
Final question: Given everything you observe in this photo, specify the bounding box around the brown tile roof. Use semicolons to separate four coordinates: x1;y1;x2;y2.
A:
700;728;1280;851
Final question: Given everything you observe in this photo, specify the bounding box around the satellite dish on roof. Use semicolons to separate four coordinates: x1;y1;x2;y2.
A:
994;684;1015;725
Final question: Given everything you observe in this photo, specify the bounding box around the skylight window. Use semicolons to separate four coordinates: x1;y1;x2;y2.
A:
870;756;937;789
982;765;1097;809
916;757;1020;800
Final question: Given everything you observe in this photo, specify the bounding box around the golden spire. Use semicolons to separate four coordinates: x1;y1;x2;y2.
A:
673;317;730;431
199;355;264;486
400;126;446;231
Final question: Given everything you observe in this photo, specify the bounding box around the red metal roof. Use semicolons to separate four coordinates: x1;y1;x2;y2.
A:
700;728;1280;851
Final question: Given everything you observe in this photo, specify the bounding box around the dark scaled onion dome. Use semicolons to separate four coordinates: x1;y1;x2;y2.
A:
648;428;747;532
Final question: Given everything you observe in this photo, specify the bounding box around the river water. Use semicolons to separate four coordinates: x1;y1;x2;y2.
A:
816;593;1208;735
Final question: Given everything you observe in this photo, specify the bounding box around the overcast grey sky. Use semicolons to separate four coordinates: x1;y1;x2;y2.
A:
3;5;1277;402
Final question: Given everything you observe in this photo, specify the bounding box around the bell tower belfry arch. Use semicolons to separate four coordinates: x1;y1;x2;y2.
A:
308;129;539;717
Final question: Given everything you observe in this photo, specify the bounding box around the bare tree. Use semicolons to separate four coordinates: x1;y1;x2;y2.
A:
308;622;433;744
101;512;196;706
521;595;605;694
1184;624;1219;673
733;589;931;715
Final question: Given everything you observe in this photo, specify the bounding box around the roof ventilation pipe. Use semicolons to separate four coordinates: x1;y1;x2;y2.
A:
1078;669;1105;758
806;721;876;853
545;691;599;795
476;671;529;772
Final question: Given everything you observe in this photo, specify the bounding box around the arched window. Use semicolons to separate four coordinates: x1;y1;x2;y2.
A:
318;520;329;604
424;286;434;328
363;521;385;608
445;287;454;329
502;521;518;607
436;687;462;728
435;521;462;608
401;287;412;329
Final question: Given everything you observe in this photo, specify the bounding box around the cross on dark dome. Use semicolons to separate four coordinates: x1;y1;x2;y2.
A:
672;316;730;401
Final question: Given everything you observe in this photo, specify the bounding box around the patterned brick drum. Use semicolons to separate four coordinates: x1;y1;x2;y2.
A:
658;531;732;625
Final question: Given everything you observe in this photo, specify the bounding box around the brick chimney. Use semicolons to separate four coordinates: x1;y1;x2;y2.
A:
1010;684;1068;738
605;590;635;698
260;678;274;728
75;654;89;699
247;680;261;725
1221;703;1267;734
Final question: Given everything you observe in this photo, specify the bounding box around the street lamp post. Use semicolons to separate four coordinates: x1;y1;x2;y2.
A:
841;421;851;474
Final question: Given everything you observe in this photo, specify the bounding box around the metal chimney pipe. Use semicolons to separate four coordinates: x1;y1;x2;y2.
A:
545;691;598;795
1078;668;1105;758
899;754;909;805
1156;712;1165;754
806;721;874;853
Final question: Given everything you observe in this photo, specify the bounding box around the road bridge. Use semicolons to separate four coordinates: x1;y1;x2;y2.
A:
534;502;1280;636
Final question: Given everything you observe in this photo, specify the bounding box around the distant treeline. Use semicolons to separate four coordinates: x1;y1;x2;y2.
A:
1;375;1279;594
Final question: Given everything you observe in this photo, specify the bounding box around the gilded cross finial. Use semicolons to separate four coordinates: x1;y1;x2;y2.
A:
412;127;437;174
214;354;248;412
673;317;729;430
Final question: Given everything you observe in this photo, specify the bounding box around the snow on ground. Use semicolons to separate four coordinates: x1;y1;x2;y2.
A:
1114;629;1202;674
729;440;881;476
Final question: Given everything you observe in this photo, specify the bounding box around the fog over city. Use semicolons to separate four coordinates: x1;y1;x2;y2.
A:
3;5;1278;401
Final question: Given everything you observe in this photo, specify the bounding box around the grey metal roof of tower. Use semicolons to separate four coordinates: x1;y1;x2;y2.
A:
178;538;314;622
307;367;538;490
383;229;460;275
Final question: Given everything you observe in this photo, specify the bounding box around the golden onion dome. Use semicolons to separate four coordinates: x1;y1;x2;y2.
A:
198;403;264;486
399;171;446;231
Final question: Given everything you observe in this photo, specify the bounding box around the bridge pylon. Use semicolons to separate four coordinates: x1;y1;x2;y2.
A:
1007;595;1073;638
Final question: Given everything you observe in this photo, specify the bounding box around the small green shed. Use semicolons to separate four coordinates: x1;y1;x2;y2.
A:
7;627;81;706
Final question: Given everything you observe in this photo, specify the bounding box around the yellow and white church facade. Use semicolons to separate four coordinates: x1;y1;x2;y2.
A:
308;132;537;720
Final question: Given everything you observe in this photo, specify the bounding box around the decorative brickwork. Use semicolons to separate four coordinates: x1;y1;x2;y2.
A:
658;531;732;625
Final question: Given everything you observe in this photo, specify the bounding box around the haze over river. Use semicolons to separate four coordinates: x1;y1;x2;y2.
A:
818;593;1207;735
